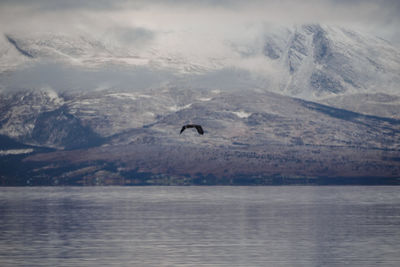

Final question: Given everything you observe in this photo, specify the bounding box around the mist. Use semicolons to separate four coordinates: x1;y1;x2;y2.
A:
0;0;399;94
1;62;175;92
1;0;399;44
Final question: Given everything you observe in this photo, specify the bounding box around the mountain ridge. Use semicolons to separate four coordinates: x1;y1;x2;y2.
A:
0;23;399;185
1;87;399;185
1;24;399;100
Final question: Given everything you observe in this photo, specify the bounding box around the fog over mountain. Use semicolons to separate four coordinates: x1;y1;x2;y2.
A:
0;1;399;185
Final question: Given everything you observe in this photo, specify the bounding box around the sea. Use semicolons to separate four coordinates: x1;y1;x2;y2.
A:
0;186;399;266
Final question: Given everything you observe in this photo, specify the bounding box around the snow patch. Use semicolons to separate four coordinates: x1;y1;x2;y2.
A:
169;103;192;112
232;110;252;118
79;110;96;114
106;93;137;100
75;100;95;105
198;97;212;101
106;93;152;100
0;149;34;156
43;88;63;103
137;94;152;98
144;111;155;117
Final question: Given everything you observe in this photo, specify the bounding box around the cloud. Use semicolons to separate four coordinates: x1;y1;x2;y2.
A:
2;61;175;92
106;27;155;47
0;0;124;11
0;0;398;93
1;0;399;44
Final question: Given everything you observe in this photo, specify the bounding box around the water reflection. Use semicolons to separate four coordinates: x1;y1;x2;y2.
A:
0;187;399;266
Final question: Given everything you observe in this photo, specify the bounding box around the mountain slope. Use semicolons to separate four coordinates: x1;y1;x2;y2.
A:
1;23;400;185
263;24;400;99
322;93;400;119
2;87;400;150
2;24;399;102
0;88;398;185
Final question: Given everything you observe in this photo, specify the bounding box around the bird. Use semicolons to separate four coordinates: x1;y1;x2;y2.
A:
180;124;204;135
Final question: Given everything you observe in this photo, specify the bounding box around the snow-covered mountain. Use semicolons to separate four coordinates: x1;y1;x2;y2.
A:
3;86;398;149
1;24;400;184
1;86;399;185
0;31;214;74
1;24;399;98
1;24;400;98
263;25;400;99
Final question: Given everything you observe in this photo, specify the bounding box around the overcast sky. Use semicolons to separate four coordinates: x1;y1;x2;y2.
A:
0;0;399;44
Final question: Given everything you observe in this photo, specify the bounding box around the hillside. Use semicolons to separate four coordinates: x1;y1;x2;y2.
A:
0;24;399;185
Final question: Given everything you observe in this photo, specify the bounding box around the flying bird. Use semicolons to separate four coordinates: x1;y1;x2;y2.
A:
180;124;204;135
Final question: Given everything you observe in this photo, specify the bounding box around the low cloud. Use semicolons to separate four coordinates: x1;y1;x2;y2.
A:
107;27;155;47
0;0;398;93
1;0;399;43
2;62;174;92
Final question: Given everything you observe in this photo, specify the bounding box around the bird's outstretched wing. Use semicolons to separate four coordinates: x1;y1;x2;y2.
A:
195;125;204;135
180;124;204;135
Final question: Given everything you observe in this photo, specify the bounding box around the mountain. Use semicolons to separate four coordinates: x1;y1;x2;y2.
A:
322;93;400;119
2;24;399;100
0;31;212;74
262;24;400;99
0;24;399;185
0;87;399;185
0;89;63;139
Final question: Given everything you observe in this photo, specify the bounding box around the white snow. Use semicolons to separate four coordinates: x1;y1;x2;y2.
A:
168;103;192;112
198;97;212;101
106;93;137;100
1;24;399;103
231;111;252;118
0;149;34;155
137;94;152;98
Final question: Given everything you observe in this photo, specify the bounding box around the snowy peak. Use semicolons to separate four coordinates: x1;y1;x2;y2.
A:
1;24;399;100
2;32;121;65
263;24;400;99
0;31;214;73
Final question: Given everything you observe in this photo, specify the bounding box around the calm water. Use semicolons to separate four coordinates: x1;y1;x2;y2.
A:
0;186;399;266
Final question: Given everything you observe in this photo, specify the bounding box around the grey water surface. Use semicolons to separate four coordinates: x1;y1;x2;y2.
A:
0;186;399;266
